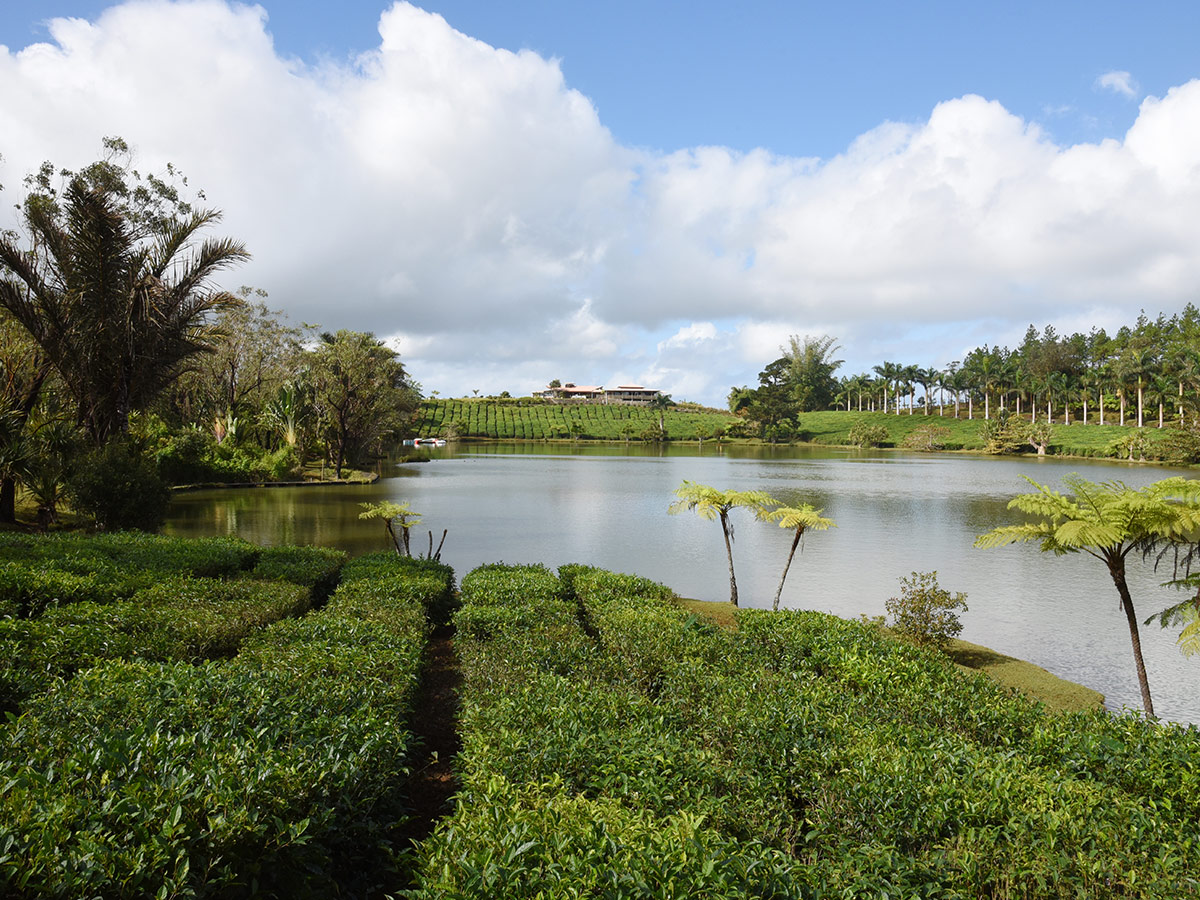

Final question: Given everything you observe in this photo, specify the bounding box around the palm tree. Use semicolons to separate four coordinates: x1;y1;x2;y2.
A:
976;475;1200;718
1117;345;1155;429
0;175;248;445
914;367;937;414
648;393;672;437
901;365;919;415
669;481;774;606
873;362;902;415
762;503;835;611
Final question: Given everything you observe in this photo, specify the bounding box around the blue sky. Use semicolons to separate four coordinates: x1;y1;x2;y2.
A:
9;0;1195;154
3;1;1200;403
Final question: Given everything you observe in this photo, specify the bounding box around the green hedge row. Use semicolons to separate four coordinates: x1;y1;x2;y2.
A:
341;551;456;624
0;533;261;618
407;564;799;898
0;555;443;899
409;563;1200;898
0;578;312;715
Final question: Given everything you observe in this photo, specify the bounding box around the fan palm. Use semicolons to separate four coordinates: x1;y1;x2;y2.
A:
761;503;835;611
976;474;1200;718
669;481;774;606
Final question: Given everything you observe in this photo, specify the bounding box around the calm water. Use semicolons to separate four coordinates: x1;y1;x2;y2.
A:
164;443;1200;725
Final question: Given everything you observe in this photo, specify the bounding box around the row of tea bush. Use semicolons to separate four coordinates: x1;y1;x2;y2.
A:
409;562;1200;898
0;540;454;898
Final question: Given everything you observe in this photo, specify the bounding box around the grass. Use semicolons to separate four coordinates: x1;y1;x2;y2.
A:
677;596;1105;714
944;637;1106;713
802;409;1172;460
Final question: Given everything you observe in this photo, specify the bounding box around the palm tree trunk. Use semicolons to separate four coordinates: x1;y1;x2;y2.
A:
1099;390;1105;426
720;512;738;606
772;528;803;612
1137;383;1144;428
1107;556;1155;718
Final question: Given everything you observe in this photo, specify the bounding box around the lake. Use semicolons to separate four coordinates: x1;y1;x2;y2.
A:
164;442;1200;725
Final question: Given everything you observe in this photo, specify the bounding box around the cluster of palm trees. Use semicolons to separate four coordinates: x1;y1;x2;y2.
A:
835;312;1200;429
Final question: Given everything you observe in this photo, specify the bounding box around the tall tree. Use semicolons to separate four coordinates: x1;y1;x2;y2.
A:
311;330;418;477
975;475;1200;718
669;481;774;606
783;334;843;411
0;143;248;445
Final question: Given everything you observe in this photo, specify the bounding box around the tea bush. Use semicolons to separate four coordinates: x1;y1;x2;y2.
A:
0;532;258;581
410;563;1200;897
0;578;311;713
0;554;445;898
248;545;346;606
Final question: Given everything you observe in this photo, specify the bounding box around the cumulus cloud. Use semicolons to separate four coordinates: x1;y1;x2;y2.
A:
1096;69;1138;98
2;2;1200;405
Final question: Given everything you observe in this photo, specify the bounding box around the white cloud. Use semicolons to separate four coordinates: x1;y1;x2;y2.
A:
657;321;717;352
2;3;1200;406
1096;69;1138;98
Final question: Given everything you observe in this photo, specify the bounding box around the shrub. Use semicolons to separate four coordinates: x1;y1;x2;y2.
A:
154;428;215;485
885;570;968;650
66;440;172;531
263;445;302;481
847;421;889;447
0;562;442;898
900;424;951;451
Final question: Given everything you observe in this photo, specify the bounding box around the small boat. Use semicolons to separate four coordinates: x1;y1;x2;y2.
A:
412;437;447;446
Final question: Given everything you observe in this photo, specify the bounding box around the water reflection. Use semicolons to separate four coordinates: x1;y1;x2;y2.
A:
164;445;1200;724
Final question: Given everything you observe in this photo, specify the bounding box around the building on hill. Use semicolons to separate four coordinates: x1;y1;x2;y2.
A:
536;383;661;405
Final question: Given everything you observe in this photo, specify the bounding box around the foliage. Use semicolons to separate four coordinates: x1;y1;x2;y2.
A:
980;409;1024;454
900;423;952;450
0;539;451;898
411;562;1200;897
0;139;248;445
311;329;418;477
885;570;968;650
248;545;346;594
976;474;1200;718
668;481;776;606
66;439;172;531
359;500;422;557
761;503;836;611
1108;427;1154;461
412;397;737;442
847;420;890;447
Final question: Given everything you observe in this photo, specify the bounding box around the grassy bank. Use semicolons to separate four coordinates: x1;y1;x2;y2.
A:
410;400;1171;461
800;409;1147;458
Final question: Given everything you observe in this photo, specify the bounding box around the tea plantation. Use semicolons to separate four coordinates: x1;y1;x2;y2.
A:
413;398;738;441
2;535;1198;897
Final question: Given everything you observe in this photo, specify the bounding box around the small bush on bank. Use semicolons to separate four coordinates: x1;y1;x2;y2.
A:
847;421;890;447
885;570;968;651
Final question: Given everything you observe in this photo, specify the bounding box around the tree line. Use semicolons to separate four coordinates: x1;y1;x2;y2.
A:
0;140;419;529
732;310;1200;445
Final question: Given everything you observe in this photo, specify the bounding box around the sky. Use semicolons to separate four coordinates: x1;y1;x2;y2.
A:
2;1;1200;405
